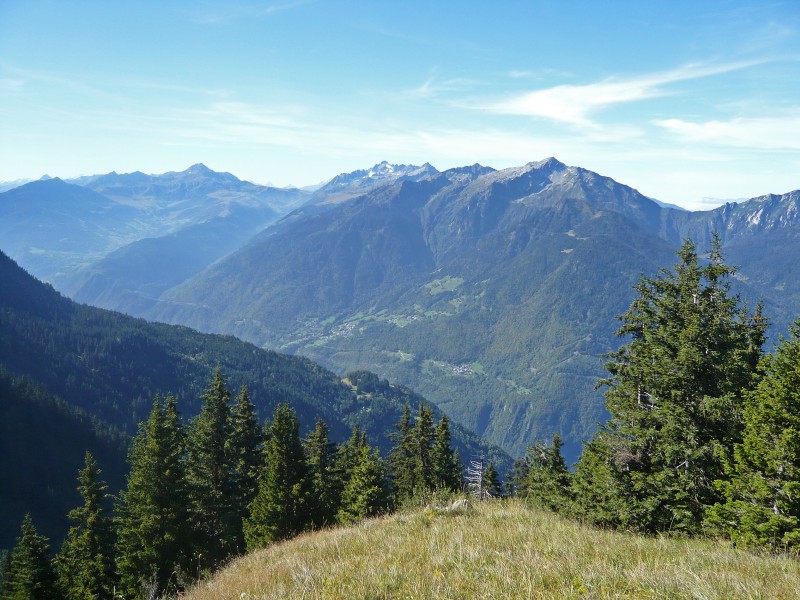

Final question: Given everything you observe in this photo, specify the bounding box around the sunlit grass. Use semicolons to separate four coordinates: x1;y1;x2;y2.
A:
181;499;800;599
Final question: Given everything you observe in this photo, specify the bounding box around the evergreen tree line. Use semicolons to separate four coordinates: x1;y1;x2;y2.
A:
509;237;800;554
0;371;463;599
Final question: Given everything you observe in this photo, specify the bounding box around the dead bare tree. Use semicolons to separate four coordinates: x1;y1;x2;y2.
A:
466;455;490;501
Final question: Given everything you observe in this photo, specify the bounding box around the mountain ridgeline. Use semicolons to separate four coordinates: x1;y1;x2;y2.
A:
139;159;800;458
0;164;308;307
0;252;507;549
2;159;799;460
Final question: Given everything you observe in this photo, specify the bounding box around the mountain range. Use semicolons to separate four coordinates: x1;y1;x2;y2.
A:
2;159;799;460
0;164;307;306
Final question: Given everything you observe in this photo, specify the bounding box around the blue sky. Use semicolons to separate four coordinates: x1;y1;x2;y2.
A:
1;0;798;209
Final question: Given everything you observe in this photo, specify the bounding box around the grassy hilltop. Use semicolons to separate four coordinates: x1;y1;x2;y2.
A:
181;500;800;599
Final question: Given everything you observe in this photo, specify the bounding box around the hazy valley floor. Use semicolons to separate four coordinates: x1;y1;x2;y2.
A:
180;499;800;599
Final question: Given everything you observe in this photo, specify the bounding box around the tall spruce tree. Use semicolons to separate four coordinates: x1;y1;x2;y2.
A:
2;514;57;600
186;368;234;568
115;395;190;598
337;442;390;525
304;419;340;528
337;425;367;480
431;414;462;492
226;385;263;553
708;320;800;550
570;438;632;528
412;404;435;495
55;452;115;599
244;404;312;549
573;238;766;533
522;434;571;512
0;551;10;597
388;404;415;505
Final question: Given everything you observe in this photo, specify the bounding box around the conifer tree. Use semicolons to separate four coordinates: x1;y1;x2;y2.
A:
115;395;190;598
244;404;312;549
2;514;57;600
388;404;415;505
412;404;435;495
522;434;571;512
431;414;462;491
304;419;340;528
507;456;531;498
55;452;115;599
226;385;263;552
186;368;234;568
337;442;390;525
482;462;503;498
570;438;632;528
574;238;766;533
708;320;800;550
336;424;368;480
0;551;10;597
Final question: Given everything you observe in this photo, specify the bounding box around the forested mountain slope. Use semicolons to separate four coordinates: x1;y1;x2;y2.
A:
0;252;507;548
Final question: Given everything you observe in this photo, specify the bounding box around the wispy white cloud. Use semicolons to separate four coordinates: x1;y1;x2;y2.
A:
190;0;315;24
0;78;25;94
0;63;123;101
123;79;234;98
504;68;573;81
407;76;481;99
655;113;800;150
482;60;763;126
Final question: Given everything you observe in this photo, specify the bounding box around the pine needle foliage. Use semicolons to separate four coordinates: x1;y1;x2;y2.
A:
574;238;766;533
186;368;235;568
55;452;115;599
431;414;462;492
520;434;571;511
114;396;190;598
304;419;340;528
1;514;57;600
337;444;390;525
709;319;800;550
226;385;264;552
244;404;312;550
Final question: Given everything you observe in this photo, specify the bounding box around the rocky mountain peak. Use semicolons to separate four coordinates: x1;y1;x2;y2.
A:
186;163;213;175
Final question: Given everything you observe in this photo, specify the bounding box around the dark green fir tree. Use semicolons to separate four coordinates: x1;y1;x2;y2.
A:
0;551;10;597
226;384;264;553
337;442;390;525
522;434;571;512
336;425;368;481
388;405;415;505
304;419;340;528
482;462;503;498
55;452;115;599
2;514;57;600
570;437;633;529
115;395;190;598
412;404;435;496
186;368;234;568
431;414;462;492
573;238;766;533
708;319;800;550
244;404;312;549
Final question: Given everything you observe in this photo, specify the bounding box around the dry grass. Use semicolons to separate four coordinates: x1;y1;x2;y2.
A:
180;500;800;599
